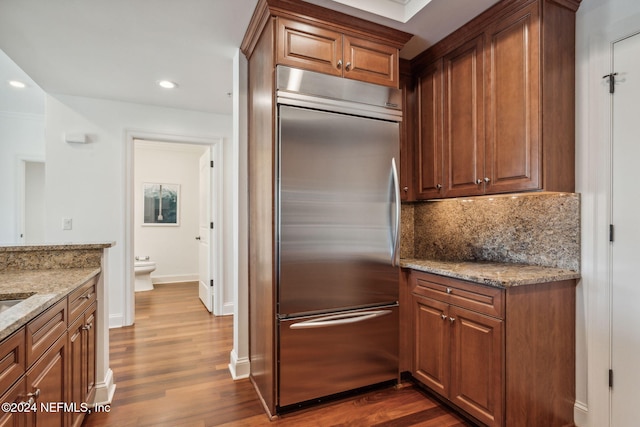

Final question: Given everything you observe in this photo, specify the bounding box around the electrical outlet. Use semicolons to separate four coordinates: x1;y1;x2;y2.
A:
62;218;72;230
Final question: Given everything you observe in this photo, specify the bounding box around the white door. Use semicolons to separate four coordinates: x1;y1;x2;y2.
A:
611;31;640;426
198;148;214;312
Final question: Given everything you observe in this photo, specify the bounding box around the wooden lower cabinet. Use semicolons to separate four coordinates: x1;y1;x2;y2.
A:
0;378;27;427
413;285;503;426
410;270;575;427
25;334;67;427
68;302;96;427
0;275;99;427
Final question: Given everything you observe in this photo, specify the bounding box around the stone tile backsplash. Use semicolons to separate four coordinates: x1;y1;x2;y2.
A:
401;192;580;271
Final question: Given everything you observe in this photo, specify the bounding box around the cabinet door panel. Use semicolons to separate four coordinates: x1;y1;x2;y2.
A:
344;36;398;87
413;295;449;397
0;378;26;427
443;36;485;197
485;3;540;193
416;59;444;199
26;335;67;427
449;306;503;427
277;18;342;77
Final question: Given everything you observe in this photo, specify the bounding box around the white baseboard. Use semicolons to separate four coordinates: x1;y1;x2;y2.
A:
222;301;234;316
574;400;588;426
109;313;125;328
92;368;116;406
228;349;250;379
151;274;198;284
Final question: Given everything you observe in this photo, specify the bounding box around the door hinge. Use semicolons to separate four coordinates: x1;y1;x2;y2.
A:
609;369;614;388
603;72;618;94
210;222;214;229
610;224;614;242
210;160;214;168
210;279;214;287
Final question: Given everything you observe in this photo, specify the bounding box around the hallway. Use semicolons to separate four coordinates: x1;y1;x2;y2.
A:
83;282;472;426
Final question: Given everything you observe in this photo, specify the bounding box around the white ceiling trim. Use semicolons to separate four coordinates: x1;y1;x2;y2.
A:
329;0;433;23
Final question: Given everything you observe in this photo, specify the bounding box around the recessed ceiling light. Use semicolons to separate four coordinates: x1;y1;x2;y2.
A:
8;80;26;88
157;80;178;89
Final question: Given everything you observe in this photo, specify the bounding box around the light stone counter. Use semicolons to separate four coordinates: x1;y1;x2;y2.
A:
0;242;114;341
401;258;580;288
0;267;100;341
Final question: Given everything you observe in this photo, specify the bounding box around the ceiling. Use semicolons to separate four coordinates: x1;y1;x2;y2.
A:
0;0;498;116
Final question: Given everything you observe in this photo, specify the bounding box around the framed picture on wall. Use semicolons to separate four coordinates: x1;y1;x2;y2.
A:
143;183;180;226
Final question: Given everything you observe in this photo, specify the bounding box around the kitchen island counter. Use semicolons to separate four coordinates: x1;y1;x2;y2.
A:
0;267;101;341
400;258;580;288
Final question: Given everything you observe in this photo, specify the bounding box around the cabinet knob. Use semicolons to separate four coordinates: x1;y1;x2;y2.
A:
446;287;452;294
403;186;408;192
345;62;352;71
449;317;456;323
441;314;447;320
27;389;41;400
436;184;442;190
337;60;343;70
476;179;483;185
484;177;491;183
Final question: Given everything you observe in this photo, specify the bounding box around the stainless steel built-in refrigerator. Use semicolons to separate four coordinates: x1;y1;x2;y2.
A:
276;66;401;408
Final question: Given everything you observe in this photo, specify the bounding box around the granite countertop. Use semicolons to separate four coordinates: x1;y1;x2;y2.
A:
401;258;581;288
0;242;114;252
0;267;101;341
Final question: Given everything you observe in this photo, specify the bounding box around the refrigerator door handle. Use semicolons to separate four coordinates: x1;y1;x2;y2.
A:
289;310;393;329
390;157;401;267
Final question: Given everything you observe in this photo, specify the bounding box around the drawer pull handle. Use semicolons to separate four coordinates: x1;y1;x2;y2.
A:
82;293;94;300
446;288;452;294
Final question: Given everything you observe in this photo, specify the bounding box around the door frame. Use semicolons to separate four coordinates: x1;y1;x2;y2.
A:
124;130;224;325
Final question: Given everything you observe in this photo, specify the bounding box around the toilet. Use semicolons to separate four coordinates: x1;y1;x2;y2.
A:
134;257;156;292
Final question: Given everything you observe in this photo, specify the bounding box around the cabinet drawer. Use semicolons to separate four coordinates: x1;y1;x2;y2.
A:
26;298;67;367
0;328;25;394
411;271;504;319
68;276;97;324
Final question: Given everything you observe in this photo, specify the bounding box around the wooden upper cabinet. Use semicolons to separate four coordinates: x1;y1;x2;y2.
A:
276;17;400;87
277;18;342;77
343;35;398;87
443;36;485;198
416;59;444;199
485;2;540;193
400;61;415;201
410;0;577;199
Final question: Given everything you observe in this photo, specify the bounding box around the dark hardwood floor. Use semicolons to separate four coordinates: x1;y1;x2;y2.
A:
82;282;472;427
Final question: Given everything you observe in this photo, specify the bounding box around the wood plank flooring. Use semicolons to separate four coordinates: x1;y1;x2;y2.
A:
82;282;473;427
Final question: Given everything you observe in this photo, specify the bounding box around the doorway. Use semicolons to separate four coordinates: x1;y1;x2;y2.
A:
125;131;223;325
611;30;640;425
17;158;46;243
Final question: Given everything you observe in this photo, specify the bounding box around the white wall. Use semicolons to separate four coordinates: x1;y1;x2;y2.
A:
44;94;233;327
0;112;45;243
575;0;640;425
134;142;206;283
